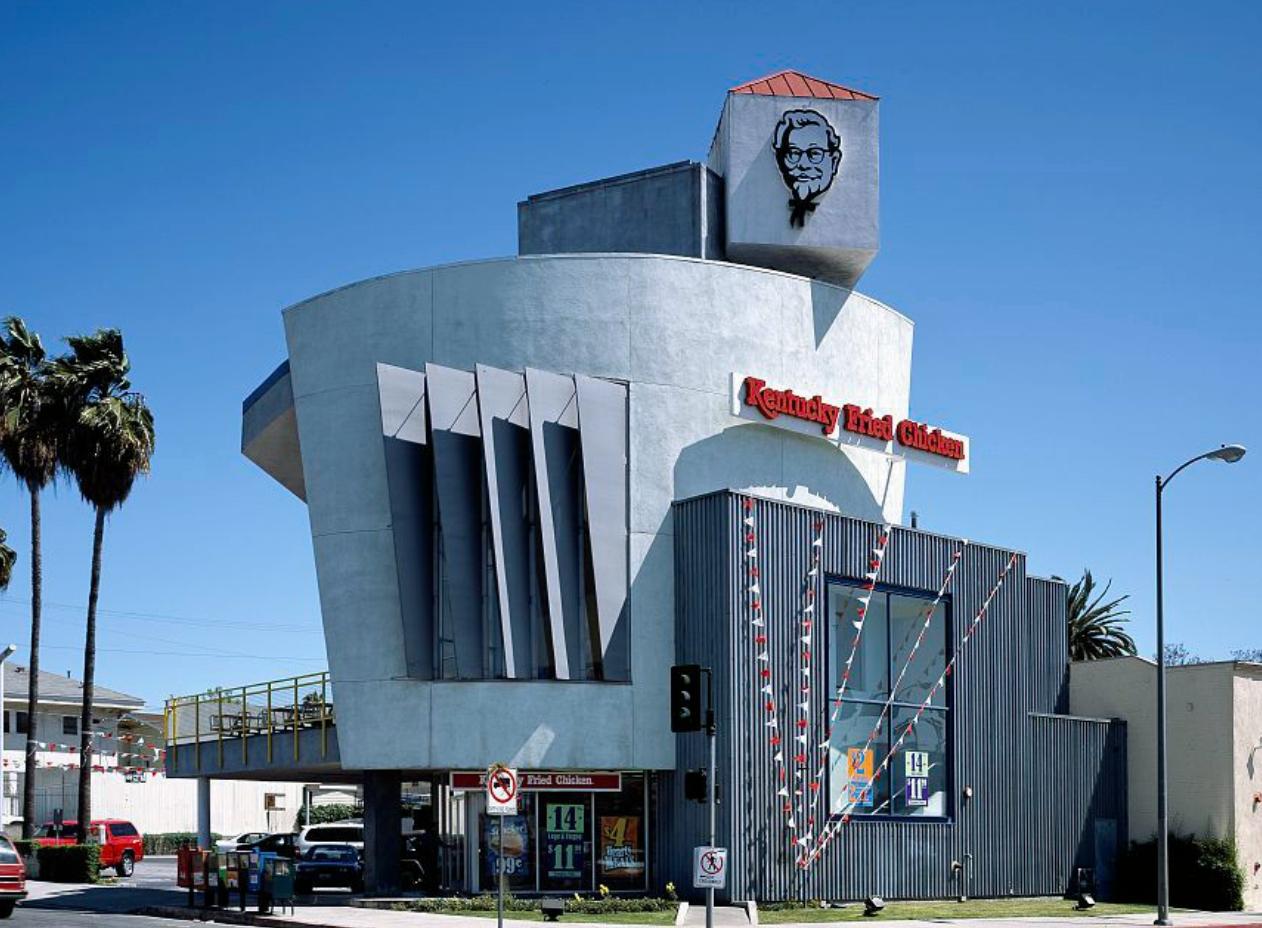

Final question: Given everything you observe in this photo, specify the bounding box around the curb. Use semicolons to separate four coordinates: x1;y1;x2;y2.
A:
136;905;345;927
675;901;690;926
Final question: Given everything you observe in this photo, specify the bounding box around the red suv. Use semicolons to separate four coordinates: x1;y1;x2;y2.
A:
35;819;144;877
0;834;25;918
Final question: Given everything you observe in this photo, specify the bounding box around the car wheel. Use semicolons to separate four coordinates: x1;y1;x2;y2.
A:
116;851;135;878
0;900;14;919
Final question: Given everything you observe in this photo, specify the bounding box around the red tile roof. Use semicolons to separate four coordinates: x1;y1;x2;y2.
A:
730;69;877;101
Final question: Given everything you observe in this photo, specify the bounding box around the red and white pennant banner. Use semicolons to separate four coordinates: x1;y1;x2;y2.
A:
804;550;1019;867
796;541;966;866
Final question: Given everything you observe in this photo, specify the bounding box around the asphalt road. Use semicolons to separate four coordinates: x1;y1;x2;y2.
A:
6;910;211;927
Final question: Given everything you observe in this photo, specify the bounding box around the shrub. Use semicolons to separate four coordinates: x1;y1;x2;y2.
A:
291;803;361;831
400;895;676;915
143;832;220;855
1116;834;1245;911
36;844;101;883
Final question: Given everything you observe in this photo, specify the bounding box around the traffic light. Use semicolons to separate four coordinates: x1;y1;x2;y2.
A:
670;664;703;732
684;768;708;803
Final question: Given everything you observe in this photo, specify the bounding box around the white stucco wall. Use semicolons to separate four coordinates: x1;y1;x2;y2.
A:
280;253;913;773
1232;667;1262;909
1071;658;1236;841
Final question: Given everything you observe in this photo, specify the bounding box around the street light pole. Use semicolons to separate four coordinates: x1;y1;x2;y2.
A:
1154;476;1170;927
1153;444;1246;926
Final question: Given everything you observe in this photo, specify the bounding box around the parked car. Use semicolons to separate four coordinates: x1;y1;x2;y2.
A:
0;835;26;919
294;843;362;894
34;819;144;877
216;831;268;853
243;832;296;859
295;822;363;856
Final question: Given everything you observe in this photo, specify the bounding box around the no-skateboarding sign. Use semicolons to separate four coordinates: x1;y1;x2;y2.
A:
693;846;727;889
487;764;519;816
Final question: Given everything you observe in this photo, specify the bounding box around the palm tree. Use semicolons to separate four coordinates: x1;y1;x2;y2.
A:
0;317;62;839
0;529;15;590
48;329;154;846
1065;569;1135;661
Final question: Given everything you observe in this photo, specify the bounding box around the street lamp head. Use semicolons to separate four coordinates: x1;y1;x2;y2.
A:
0;644;15;662
1208;444;1247;464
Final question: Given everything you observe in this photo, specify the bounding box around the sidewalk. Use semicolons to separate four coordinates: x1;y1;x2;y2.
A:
129;906;1262;928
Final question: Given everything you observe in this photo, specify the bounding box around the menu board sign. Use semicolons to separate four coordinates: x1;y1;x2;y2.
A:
543;802;587;884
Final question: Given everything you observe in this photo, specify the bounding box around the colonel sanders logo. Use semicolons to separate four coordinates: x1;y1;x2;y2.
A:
773;109;842;227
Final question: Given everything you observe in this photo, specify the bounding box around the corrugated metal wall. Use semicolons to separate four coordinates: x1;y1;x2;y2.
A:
664;491;1126;902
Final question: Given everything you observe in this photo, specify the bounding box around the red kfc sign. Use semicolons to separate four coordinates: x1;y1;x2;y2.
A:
741;375;966;465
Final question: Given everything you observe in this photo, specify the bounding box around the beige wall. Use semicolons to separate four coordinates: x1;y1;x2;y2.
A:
1071;658;1236;842
1232;668;1262;910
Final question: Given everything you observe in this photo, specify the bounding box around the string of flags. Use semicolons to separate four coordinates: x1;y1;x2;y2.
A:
797;522;892;842
787;517;827;854
797;541;966;866
803;550;1019;867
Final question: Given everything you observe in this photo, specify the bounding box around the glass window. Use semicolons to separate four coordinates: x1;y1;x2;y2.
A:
889;707;949;817
595;774;647;890
109;822;138;837
826;701;889;815
63;716;78;736
15;712;28;735
828;584;888;700
0;838;17;864
889;594;947;707
540;794;591;891
828;580;951;819
482;794;534;892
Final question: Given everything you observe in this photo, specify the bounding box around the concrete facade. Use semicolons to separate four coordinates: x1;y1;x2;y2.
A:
260;254;912;775
1071;658;1262;908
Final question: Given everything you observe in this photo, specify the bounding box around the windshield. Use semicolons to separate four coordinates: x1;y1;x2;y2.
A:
0;839;18;864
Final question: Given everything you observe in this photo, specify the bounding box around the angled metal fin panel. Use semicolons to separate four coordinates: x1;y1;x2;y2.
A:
376;363;434;679
575;375;630;681
426;363;486;679
476;364;535;679
525;367;583;680
377;362;429;444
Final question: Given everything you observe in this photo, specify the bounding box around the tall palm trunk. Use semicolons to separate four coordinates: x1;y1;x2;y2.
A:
76;507;105;844
20;488;41;839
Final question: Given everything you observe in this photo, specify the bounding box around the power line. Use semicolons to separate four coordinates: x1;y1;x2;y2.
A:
0;597;317;633
37;644;324;662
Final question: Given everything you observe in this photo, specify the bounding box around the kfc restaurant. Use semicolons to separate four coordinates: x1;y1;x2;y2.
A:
239;70;1126;900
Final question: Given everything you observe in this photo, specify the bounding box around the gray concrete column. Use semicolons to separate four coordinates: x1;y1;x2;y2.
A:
362;770;402;895
196;777;212;850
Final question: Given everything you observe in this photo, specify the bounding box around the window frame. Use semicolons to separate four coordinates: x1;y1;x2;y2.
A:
825;575;955;824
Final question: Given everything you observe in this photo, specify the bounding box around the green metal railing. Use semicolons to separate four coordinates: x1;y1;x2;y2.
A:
164;671;333;771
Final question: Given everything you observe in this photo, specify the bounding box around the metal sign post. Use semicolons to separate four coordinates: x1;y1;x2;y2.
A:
486;763;518;928
706;670;716;928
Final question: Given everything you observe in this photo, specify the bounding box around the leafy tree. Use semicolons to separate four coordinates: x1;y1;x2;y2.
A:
1065;569;1135;661
1161;642;1204;666
48;329;154;843
0;317;63;838
1230;648;1262;663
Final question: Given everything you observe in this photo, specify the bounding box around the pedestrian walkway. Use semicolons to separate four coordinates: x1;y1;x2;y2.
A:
128;905;1262;928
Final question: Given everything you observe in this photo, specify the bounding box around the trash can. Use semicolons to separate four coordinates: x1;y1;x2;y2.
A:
259;856;294;915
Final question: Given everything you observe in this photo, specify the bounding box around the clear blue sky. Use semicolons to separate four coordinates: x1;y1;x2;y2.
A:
1;2;1258;708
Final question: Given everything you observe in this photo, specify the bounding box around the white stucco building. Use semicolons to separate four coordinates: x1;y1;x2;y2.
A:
1072;657;1262;909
